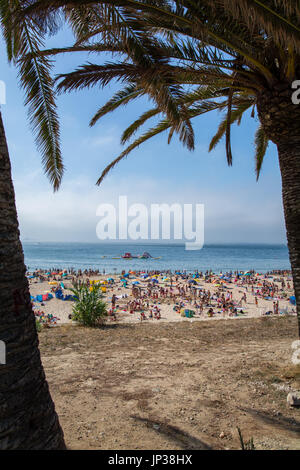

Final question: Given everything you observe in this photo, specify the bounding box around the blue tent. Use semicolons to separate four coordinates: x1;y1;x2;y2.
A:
55;289;64;300
290;296;296;306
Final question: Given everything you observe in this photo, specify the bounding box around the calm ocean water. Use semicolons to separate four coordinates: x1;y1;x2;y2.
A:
22;242;290;274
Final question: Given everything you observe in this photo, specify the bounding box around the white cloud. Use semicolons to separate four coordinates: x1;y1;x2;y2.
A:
14;170;286;244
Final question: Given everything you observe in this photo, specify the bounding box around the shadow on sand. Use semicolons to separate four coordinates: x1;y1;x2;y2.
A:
130;415;213;449
240;407;300;435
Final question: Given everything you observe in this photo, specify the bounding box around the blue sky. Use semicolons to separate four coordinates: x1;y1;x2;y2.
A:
0;27;286;244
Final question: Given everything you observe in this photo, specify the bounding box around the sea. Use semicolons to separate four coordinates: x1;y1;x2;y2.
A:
22;242;291;274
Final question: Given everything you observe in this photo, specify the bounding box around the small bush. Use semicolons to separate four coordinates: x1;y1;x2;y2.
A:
35;319;42;332
71;282;107;327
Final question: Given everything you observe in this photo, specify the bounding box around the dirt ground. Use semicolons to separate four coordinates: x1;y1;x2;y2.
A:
39;316;300;450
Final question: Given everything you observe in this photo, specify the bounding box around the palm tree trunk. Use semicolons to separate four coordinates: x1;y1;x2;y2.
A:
277;142;300;338
257;83;300;337
0;111;65;449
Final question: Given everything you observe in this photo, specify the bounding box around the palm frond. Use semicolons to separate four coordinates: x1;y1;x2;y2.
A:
17;0;300;188
0;0;63;190
97;98;229;184
96;119;171;186
255;124;269;180
225;89;234;166
209;98;254;153
121;108;160;144
90;85;143;126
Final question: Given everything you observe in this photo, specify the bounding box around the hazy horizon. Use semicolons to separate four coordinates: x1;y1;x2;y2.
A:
21;240;288;246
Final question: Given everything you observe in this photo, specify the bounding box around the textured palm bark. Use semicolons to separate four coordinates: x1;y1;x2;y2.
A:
257;83;300;337
0;112;65;449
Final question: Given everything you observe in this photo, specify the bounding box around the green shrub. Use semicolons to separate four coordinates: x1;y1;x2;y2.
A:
71;282;107;327
35;319;42;332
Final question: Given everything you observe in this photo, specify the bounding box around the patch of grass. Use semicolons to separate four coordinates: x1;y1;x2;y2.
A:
237;427;255;450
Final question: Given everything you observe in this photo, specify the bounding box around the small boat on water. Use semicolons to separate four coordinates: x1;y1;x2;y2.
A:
139;252;153;259
122;252;138;259
121;251;155;259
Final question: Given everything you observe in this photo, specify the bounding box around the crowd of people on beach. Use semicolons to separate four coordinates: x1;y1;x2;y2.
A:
101;270;295;321
27;266;295;324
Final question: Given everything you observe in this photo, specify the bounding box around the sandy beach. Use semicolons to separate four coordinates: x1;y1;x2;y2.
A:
28;270;296;326
29;269;300;450
39;316;300;450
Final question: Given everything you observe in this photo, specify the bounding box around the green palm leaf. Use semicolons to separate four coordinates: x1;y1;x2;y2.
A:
254;124;269;180
97;99;228;184
209;99;254;152
90;85;143;126
0;0;63;190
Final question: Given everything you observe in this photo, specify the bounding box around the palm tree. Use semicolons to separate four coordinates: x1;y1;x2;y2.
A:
0;2;65;449
22;0;300;338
